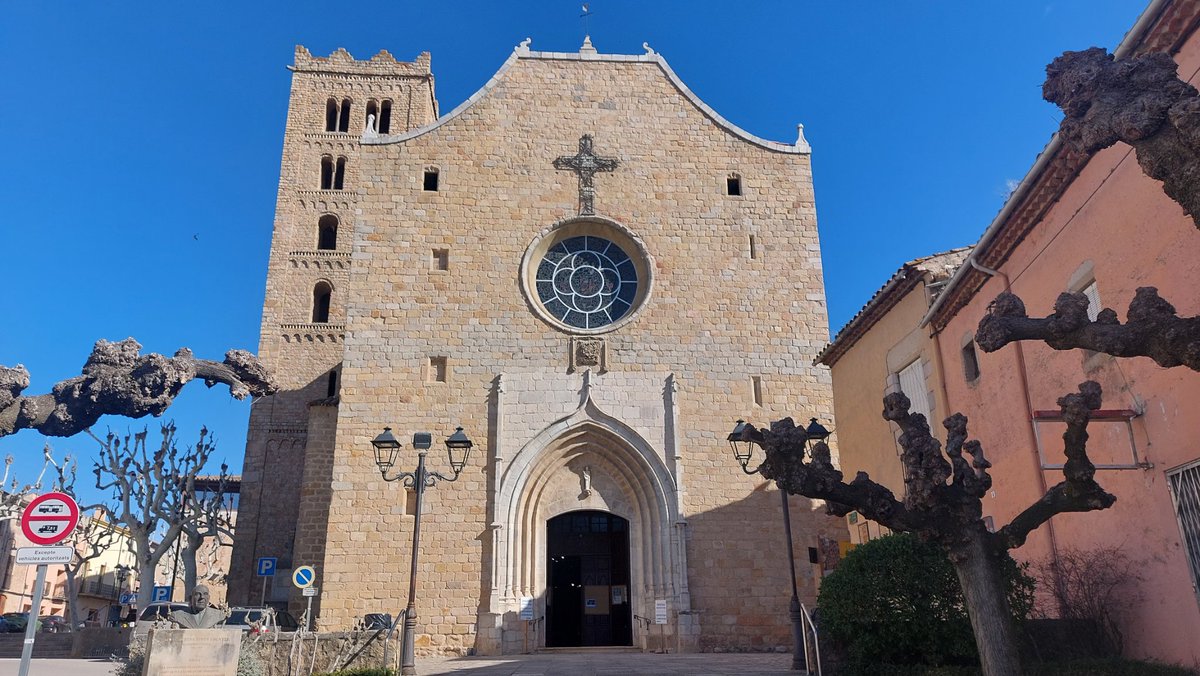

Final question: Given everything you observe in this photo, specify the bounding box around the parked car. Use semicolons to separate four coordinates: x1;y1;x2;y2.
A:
221;607;299;635
0;616;12;634
133;603;190;638
1;613;36;633
39;616;70;633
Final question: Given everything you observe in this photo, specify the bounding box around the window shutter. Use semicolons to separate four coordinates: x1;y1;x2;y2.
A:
898;360;932;422
1083;281;1101;322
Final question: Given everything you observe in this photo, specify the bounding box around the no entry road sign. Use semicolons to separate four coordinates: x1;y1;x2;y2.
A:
20;492;79;546
293;565;315;588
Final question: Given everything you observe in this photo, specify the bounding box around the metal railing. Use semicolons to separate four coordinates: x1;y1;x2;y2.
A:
799;603;822;676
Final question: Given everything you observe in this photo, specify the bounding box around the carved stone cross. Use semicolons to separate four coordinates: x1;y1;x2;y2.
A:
554;134;619;216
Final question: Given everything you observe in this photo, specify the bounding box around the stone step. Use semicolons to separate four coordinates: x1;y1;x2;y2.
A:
538;646;643;654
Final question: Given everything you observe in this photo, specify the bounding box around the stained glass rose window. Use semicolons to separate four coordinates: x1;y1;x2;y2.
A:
534;236;638;330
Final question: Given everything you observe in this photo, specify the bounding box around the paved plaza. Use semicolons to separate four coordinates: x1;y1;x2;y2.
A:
0;652;807;676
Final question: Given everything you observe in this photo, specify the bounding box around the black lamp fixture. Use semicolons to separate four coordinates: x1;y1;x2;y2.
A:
371;427;402;472
727;419;755;469
445;427;474;475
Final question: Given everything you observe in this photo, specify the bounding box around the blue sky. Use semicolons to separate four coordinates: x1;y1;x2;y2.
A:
0;1;1142;498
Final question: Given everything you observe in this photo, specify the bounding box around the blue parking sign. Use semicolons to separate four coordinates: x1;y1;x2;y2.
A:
151;586;171;603
256;556;277;577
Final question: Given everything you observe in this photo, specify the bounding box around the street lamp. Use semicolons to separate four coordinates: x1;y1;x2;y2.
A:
370;426;474;676
727;417;830;672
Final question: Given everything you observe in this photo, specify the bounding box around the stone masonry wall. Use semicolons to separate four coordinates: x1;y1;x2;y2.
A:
305;44;841;654
230;47;437;605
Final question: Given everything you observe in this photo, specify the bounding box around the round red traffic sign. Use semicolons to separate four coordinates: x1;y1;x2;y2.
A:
20;492;80;546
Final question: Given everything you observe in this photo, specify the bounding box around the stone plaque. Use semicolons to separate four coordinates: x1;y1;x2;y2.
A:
569;337;606;371
143;628;241;676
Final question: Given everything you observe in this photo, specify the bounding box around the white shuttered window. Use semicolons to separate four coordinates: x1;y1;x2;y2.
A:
898;359;933;423
1082;280;1102;322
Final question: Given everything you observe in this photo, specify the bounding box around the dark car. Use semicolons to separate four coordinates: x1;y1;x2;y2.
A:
0;617;12;634
39;616;70;633
1;613;36;633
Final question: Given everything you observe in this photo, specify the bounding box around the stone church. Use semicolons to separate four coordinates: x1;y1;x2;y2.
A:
229;37;841;655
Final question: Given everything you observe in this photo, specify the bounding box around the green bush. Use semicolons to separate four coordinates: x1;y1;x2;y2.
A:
817;533;1034;672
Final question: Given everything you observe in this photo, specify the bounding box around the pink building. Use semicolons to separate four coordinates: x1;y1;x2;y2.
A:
923;0;1200;666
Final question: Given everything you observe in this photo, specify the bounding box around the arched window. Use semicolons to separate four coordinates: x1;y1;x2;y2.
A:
317;215;338;250
312;282;332;323
325;98;338;132
334;157;346;190
320;156;334;190
379;100;393;134
338;98;351;133
365;100;379;131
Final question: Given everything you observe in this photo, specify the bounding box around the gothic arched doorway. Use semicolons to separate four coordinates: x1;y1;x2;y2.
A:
545;510;633;647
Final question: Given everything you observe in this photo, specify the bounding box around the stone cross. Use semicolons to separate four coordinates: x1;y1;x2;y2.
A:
554;134;618;216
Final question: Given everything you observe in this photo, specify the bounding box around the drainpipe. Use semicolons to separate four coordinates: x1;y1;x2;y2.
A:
966;258;1062;566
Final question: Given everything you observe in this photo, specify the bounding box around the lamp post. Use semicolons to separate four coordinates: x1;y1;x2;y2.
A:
728;417;830;673
370;425;474;676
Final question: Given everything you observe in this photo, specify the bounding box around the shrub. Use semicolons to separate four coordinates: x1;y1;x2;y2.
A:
817;533;1034;672
1030;546;1140;657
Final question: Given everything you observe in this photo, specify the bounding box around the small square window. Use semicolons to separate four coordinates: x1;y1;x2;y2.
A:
423;169;439;191
432;248;449;271
428;356;448;383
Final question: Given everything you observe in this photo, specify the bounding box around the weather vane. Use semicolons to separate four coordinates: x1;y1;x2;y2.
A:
581;4;593;37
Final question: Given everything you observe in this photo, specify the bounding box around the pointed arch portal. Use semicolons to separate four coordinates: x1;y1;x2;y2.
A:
482;379;695;654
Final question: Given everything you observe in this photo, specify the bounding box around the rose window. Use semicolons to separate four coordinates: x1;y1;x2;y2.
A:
534;236;639;330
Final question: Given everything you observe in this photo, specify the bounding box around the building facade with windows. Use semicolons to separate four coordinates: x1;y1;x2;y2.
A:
817;1;1200;666
229;40;842;655
814;248;971;546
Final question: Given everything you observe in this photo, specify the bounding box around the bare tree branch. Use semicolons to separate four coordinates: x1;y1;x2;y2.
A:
997;382;1117;549
1044;47;1200;228
93;424;218;610
0;338;277;440
976;289;1200;371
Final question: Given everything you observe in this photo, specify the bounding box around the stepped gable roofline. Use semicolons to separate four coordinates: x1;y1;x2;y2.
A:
291;45;433;77
816;246;972;368
363;37;811;154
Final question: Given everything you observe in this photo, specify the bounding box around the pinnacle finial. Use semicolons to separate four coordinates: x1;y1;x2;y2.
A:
580;35;597;55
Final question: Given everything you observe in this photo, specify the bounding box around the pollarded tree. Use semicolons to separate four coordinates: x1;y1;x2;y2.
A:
733;46;1200;676
736;382;1110;676
178;464;234;598
0;338;276;441
92;424;220;610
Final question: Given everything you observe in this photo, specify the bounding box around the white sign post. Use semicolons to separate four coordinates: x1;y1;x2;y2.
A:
519;597;535;653
293;565;317;632
17;492;79;676
654;599;669;654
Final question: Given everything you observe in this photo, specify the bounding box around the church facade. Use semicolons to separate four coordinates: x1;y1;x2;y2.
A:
230;38;841;655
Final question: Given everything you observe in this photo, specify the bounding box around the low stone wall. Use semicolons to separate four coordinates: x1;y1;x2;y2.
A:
73;627;133;658
244;630;402;676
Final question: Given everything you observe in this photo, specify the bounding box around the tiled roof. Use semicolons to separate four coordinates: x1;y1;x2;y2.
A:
816;247;972;367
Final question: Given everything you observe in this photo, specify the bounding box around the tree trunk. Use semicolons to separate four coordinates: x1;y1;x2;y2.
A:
182;532;200;598
135;532;156;611
64;568;82;630
950;532;1024;676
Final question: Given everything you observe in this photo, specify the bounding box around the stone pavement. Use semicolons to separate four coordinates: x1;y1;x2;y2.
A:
0;652;808;676
416;651;805;675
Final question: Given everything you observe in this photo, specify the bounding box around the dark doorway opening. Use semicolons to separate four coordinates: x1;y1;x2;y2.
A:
546;510;632;647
